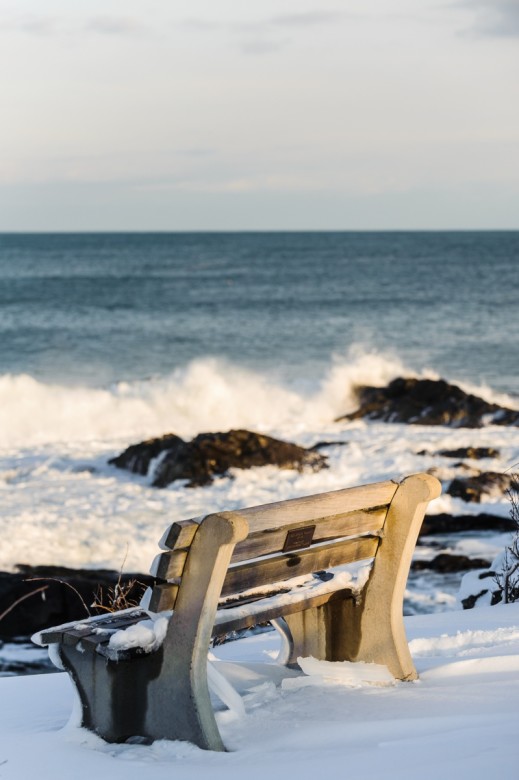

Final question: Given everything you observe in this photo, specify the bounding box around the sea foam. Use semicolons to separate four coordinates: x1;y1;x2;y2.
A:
0;350;408;448
1;350;518;591
3;349;514;450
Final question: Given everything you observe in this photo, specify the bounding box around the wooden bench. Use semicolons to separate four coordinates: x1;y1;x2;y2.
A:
37;472;440;751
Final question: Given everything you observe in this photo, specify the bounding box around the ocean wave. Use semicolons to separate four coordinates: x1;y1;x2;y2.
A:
0;350;517;448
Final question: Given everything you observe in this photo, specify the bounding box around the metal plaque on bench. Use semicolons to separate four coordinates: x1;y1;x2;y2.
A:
283;525;316;553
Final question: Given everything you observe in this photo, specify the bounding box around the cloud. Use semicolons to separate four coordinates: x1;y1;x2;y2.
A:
135;171;323;194
85;16;148;37
0;13;148;38
0;15;61;36
239;37;289;56
180;18;223;33
174;148;216;158
268;11;348;28
459;0;519;37
179;9;349;55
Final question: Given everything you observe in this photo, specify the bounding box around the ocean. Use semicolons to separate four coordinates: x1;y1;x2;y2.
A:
1;231;519;615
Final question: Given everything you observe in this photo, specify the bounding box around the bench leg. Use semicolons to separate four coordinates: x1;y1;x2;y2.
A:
279;597;414;677
282;475;441;680
59;643;164;743
281;606;334;666
60;641;225;750
343;474;440;680
144;646;225;751
270;617;295;666
330;474;440;680
143;511;249;751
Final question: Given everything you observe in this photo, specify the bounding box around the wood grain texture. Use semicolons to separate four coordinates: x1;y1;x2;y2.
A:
148;582;179;612
152;549;188;581
213;586;354;636
154;507;385;579
232;480;397;533
158;481;396;553
335;472;442;679
221;535;379;597
231;507;386;562
160;519;199;551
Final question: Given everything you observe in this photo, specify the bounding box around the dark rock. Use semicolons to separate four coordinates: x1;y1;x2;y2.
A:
419;512;516;535
0;565;153;641
309;440;349;451
438;447;500;460
461;589;491;610
459;570;502;610
447;472;519;503
110;429;328;488
426;464;479;482
412;553;491;573
0;641;54;676
460;593;479;609
109;434;185;476
337;376;519;428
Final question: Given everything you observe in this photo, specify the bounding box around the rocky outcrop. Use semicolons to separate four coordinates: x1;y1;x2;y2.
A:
419;512;516;535
309;440;349;451
459;570;500;610
446;472;518;503
0;565;152;641
437;446;500;460
337;377;519;428
418;446;500;460
412;553;492;573
110;429;328;488
110;434;184;477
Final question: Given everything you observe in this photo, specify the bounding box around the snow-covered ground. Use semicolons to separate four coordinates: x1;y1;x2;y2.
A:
1;602;518;779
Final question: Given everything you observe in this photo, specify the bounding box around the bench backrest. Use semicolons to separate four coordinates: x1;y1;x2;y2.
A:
149;478;400;612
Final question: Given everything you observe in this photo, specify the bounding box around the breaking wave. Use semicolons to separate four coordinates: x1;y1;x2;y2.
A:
1;349;517;449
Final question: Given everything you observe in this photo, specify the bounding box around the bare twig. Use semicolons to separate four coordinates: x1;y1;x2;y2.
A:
0;585;49;623
91;546;145;613
92;577;145;613
494;473;519;603
25;577;91;617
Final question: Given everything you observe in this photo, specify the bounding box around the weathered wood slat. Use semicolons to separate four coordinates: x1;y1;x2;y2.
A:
160;519;199;551
158;481;396;552
213;586;355;636
38;627;86;645
237;480;396;533
151;549;188;581
38;611;150;645
154;507;386;581
79;633;116;649
148;582;179;612
220;535;379;597
231;507;386;562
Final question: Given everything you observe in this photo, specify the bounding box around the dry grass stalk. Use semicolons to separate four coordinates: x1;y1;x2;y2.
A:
91;577;144;613
25;577;91;617
91;546;145;613
0;585;49;623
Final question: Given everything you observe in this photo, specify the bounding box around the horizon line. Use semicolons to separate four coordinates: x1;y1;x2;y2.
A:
1;227;519;235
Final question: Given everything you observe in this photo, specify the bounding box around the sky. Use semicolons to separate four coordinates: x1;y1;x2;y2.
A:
0;0;518;231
